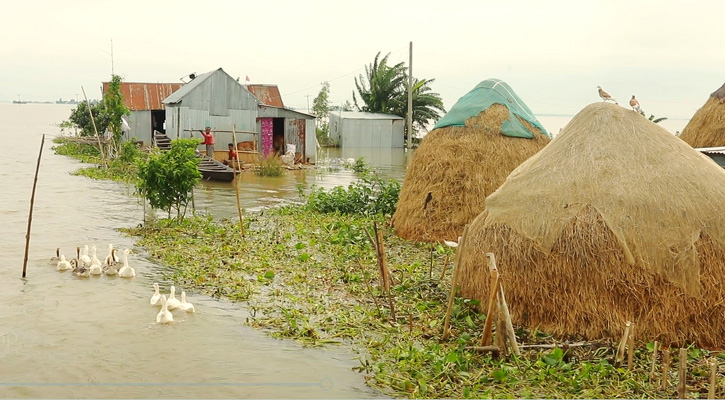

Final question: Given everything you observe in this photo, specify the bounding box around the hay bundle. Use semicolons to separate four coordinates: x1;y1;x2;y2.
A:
393;104;549;243
680;83;725;148
458;102;725;349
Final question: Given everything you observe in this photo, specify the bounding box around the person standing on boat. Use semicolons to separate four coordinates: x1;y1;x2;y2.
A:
196;126;215;158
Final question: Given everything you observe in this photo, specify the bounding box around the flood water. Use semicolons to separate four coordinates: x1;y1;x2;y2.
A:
0;103;390;399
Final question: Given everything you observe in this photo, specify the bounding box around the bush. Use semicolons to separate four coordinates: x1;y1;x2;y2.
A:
257;153;284;177
305;175;400;216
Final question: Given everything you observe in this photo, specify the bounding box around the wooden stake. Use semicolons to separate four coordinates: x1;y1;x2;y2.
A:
627;322;635;370
661;349;670;391
439;253;450;281
428;244;434;278
231;125;245;236
442;225;469;341
480;271;500;346
649;341;659;382
709;359;717;399
81;86;106;166
678;348;687;399
615;321;631;366
22;134;45;278
488;253;520;356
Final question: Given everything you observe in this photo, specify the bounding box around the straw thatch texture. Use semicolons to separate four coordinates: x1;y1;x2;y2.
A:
392;104;549;243
681;94;725;148
458;102;725;349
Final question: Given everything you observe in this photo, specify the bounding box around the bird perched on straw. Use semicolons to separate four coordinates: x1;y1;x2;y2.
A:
629;95;642;114
597;86;618;104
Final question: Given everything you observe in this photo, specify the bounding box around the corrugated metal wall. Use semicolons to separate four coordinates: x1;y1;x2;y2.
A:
125;110;152;146
333;117;404;148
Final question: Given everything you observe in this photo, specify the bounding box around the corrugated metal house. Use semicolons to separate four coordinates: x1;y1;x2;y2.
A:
328;111;405;148
102;81;182;146
163;68;317;163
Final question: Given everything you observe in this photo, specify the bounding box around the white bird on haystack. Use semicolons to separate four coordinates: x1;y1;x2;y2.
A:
443;236;463;248
597;86;618;104
629;95;642;114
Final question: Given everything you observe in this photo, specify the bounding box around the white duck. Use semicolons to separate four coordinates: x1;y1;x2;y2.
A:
104;244;119;266
103;249;119;276
89;249;102;276
79;245;92;267
179;291;195;313
155;295;174;324
166;286;181;311
150;283;161;306
56;255;71;271
118;249;136;278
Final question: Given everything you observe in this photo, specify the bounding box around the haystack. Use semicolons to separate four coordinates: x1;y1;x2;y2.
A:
392;79;550;243
457;102;725;349
680;82;725;147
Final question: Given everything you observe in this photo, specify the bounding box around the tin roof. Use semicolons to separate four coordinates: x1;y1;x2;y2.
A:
333;111;404;120
102;82;183;111
162;69;219;104
245;84;285;107
695;146;725;155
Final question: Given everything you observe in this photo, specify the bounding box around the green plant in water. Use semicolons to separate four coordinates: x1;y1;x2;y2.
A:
305;174;400;216
256;153;284;177
136;138;201;221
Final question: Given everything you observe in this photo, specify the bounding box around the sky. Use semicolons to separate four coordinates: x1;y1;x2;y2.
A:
2;0;724;122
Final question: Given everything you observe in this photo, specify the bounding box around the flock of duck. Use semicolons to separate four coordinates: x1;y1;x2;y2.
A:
50;244;135;278
151;282;195;324
50;244;196;324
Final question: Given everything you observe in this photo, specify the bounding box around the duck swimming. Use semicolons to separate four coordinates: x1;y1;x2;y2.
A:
150;283;161;306
179;291;195;313
104;244;119;266
103;249;119;276
166;286;181;310
118;249;136;278
79;245;92;267
156;295;173;324
56;255;71;271
49;248;60;265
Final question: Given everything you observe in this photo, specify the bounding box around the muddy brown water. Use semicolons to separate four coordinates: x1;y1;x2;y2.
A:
0;103;411;398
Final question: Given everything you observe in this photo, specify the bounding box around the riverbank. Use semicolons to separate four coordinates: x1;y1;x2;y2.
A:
53;140;722;399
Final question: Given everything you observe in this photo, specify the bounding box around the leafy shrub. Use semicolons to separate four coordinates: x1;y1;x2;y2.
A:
256;153;284;177
305;175;401;216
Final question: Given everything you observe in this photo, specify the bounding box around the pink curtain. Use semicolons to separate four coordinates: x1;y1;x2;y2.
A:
261;118;273;156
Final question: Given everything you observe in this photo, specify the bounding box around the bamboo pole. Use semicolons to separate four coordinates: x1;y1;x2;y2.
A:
678;348;687;399
488;253;520;356
81;86;106;166
649;341;659;382
480;271;500;346
441;225;469;340
661;349;670;391
22;134;45;278
439;253;450;281
616;321;631;366
627;322;635;370
231;125;245;236
709;359;718;399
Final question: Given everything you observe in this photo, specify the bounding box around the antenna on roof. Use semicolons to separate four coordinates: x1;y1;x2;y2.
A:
180;72;196;83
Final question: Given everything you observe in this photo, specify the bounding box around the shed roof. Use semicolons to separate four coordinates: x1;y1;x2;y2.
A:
163;68;221;104
333;111;403;120
245;84;284;107
102;82;182;111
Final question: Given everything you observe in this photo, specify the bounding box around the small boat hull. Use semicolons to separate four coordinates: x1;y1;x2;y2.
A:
198;156;235;182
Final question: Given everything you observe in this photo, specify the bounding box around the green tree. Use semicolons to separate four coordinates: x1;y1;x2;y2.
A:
353;52;445;141
312;81;331;145
68;100;110;137
104;74;130;147
136;138;201;221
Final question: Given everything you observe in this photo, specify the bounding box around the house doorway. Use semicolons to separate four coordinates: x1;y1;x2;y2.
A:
151;110;166;134
272;118;285;154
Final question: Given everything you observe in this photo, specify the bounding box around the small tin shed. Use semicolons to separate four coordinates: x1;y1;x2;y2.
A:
328;111;404;148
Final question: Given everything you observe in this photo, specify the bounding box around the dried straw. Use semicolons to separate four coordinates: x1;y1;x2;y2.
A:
457;102;725;349
681;95;725;148
393;103;549;243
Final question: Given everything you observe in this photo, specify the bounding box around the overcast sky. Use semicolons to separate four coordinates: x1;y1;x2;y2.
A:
2;0;723;120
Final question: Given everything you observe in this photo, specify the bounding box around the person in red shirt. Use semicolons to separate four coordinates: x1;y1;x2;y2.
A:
223;143;238;166
195;126;215;157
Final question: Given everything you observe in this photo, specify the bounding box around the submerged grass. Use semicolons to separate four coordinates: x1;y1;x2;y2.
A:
121;208;725;399
52;138;144;182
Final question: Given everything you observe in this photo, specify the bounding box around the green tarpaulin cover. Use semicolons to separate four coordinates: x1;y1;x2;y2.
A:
434;79;550;139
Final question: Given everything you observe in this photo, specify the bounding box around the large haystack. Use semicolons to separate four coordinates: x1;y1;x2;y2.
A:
392;79;550;242
457;102;725;349
680;82;725;147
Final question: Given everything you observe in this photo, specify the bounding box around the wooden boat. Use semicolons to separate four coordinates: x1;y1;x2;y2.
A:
198;155;235;182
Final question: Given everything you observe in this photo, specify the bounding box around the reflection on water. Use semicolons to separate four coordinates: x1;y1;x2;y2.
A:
0;104;386;399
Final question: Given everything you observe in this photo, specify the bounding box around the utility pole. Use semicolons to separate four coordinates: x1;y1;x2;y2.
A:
306;94;310;113
407;41;413;150
110;39;115;75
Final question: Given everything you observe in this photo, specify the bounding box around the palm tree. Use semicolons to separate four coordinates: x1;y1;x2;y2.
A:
353;52;407;114
353;52;446;140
